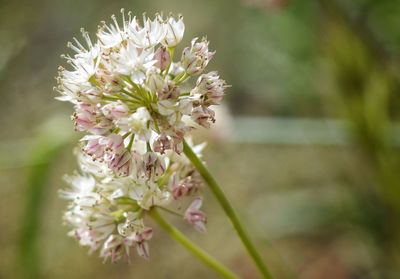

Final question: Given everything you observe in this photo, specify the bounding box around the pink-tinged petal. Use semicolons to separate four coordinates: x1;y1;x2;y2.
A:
84;138;105;159
184;197;207;233
191;106;215;129
189;197;203;210
153;134;172;154
154;47;171;71
194;221;207;233
108;150;132;176
135;227;153;242
136;241;150;259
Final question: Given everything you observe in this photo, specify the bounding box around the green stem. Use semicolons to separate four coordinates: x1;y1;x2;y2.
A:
183;140;273;279
127;134;135;150
102;95;141;105
176;72;190;84
164;47;175;76
149;209;238;279
156;205;183;218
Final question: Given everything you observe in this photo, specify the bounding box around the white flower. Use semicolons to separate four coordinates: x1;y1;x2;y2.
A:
59;173;97;204
56;57;101;102
162;15;185;47
110;41;156;83
132;181;171;210
56;29;102;102
129;14;166;48
145;68;166;93
116;107;151;140
97;10;130;49
117;212;145;236
75;147;112;177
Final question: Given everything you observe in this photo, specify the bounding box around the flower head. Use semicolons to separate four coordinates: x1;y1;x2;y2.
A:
57;10;228;262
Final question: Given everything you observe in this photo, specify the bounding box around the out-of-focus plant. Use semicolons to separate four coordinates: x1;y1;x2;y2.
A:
319;0;400;277
10;116;75;279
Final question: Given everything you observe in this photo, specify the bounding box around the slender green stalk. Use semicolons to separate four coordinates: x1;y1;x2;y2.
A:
149;209;239;279
183;140;273;279
156;206;183;217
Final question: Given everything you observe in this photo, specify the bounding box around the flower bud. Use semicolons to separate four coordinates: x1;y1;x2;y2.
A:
154;47;171;71
153;134;172;154
191;71;227;106
145;69;165;93
73;103;97;131
191;106;215;128
91;118;114;135
181;38;215;76
101;101;129;119
83;138;105;159
172;173;202;199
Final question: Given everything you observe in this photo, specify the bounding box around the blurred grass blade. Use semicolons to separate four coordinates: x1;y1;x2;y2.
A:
19;146;62;279
16;116;74;278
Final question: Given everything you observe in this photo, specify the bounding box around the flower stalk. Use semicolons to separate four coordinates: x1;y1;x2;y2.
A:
149;209;239;279
183;140;273;279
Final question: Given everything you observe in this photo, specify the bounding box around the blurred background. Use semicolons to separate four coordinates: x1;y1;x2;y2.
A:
1;0;400;278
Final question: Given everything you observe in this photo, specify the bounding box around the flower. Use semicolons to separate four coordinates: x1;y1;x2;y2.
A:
184;197;207;233
101;101;129;119
57;10;228;262
97;11;129;49
153;46;171;72
191;106;216;128
181;38;215;76
191;71;228;106
129;14;166;48
162;15;185;47
110;41;156;83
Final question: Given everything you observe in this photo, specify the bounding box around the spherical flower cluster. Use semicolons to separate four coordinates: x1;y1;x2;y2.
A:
56;10;228;262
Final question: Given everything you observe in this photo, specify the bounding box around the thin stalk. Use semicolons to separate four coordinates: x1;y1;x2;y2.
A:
102;95;140;104
164;47;175;76
120;89;143;102
127;134;135;150
156;206;183;218
176;72;190;84
183;140;273;279
149;209;239;279
122;132;131;139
